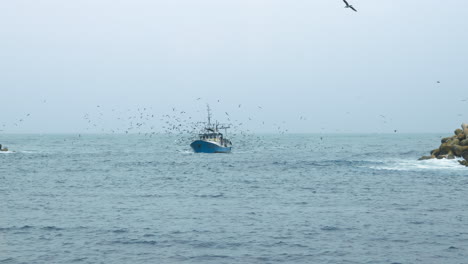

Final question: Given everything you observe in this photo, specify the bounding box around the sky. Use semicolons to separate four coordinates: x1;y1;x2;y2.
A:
1;0;467;133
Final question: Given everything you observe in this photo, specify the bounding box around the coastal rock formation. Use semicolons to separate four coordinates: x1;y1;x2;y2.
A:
419;123;468;166
461;151;468;166
463;123;468;136
0;144;8;152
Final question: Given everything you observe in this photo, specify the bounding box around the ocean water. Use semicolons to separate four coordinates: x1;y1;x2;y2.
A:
1;133;468;264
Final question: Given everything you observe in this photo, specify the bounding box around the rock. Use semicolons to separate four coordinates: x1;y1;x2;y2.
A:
462;151;468;161
462;123;468;135
441;136;456;144
460;151;468;166
420;124;468;166
459;150;468;166
431;148;440;156
439;143;454;155
437;154;448;159
418;155;434;160
452;145;468;156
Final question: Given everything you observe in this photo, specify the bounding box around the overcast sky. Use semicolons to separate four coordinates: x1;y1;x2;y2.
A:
1;0;467;133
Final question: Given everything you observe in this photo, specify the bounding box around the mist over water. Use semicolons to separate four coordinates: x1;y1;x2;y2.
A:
2;133;468;263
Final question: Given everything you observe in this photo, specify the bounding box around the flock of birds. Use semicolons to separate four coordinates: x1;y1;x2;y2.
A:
2;97;397;137
2;79;466;138
64;101;303;151
0;113;32;132
77;99;294;147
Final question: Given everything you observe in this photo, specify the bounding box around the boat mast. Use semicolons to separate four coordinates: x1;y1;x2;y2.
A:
206;104;212;128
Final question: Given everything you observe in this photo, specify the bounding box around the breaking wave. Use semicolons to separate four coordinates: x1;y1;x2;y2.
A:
369;158;466;171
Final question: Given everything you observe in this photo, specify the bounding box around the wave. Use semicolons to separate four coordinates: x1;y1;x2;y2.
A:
111;239;158;245
41;226;63;231
369;158;466;171
0;150;45;154
295;159;384;168
188;254;231;260
71;257;88;262
320;226;340;231
195;193;225;198
112;228;129;233
0;225;87;232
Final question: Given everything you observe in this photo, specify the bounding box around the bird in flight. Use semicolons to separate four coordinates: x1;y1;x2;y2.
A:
343;0;357;12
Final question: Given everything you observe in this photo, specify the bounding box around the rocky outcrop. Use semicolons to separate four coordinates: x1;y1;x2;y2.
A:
419;123;468;166
460;151;468;166
0;143;7;152
462;123;468;136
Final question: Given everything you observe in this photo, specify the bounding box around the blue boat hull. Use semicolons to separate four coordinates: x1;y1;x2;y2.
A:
190;140;231;153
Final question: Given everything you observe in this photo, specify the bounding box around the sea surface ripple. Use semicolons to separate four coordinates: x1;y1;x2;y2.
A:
1;134;468;263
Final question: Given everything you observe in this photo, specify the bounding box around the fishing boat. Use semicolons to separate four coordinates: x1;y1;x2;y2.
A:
190;105;232;153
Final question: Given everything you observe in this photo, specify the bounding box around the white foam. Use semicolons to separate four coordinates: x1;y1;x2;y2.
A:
370;158;467;171
0;150;38;154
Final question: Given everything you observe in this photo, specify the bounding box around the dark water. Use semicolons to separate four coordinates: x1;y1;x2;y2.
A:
1;134;468;264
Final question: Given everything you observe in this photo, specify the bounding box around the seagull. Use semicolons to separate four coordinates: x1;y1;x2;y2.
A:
343;0;357;12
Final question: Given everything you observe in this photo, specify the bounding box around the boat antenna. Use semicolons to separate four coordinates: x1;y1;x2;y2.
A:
206;104;212;128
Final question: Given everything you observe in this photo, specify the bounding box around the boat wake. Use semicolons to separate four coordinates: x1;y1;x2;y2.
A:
178;150;194;154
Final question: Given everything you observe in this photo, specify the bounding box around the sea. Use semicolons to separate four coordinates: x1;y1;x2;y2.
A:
1;133;467;264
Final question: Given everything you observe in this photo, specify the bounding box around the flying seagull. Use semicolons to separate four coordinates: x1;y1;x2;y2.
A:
343;0;357;12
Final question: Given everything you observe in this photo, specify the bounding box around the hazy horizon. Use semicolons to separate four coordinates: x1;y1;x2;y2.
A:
1;0;467;134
